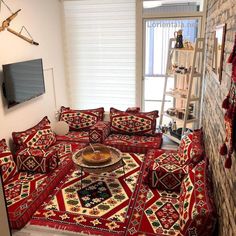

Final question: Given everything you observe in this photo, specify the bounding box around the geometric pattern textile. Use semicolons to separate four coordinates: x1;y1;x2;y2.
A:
16;148;58;173
110;107;159;136
12;116;54;150
178;128;204;167
104;133;162;154
126;154;216;236
89;121;111;143
126;152;181;236
59;106;104;131
145;149;188;192
179;160;217;236
0;139;18;184
56;131;90;143
30;153;145;235
5;141;87;229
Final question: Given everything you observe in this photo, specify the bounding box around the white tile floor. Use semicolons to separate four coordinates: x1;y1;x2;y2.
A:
12;138;178;236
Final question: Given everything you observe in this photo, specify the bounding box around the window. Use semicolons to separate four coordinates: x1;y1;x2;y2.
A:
143;0;204;13
143;18;200;125
63;0;136;111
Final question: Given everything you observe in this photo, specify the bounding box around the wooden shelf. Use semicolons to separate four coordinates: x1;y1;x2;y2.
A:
163;112;198;124
171;48;194;52
160;38;205;136
165;91;200;101
168;72;201;77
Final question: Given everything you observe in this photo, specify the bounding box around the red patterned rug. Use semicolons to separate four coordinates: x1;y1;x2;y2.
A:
30;153;145;235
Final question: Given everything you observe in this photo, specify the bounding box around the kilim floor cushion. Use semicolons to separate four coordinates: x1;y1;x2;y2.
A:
104;133;162;154
5;141;86;229
30;153;145;235
56;131;90;143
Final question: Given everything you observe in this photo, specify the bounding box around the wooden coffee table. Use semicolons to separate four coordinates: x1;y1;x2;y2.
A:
72;146;125;189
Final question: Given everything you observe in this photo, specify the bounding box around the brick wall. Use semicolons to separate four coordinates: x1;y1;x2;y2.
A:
202;0;236;235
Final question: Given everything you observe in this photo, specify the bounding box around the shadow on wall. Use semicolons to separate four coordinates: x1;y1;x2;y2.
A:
0;175;12;236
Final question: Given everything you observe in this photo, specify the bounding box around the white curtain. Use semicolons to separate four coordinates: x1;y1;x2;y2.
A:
63;0;136;111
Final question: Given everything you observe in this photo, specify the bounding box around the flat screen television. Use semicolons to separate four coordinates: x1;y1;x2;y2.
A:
2;59;45;108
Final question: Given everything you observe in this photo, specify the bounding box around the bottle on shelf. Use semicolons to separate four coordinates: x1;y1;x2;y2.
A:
172;121;177;131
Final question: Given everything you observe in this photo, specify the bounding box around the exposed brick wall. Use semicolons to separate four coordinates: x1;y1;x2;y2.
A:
202;0;236;235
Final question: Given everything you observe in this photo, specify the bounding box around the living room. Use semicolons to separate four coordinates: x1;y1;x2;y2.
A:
0;0;235;236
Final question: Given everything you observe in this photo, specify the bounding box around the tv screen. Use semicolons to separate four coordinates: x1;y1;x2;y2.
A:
2;59;45;108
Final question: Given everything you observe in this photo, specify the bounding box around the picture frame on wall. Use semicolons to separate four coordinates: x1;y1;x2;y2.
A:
212;23;227;83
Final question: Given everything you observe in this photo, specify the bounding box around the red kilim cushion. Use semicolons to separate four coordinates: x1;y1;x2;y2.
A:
179;160;216;236
59;106;104;131
0;139;18;184
104;133;162;154
110;107;159;136
16;148;59;173
178;128;204;166
126;107;141;113
146;149;188;192
89;121;111;143
56;131;90;143
12;117;56;150
5;141;87;230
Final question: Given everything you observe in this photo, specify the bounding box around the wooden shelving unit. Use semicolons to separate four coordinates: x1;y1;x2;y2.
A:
160;38;205;143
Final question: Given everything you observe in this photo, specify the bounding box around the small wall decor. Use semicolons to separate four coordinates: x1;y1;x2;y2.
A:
0;0;39;45
219;33;236;169
212;24;226;83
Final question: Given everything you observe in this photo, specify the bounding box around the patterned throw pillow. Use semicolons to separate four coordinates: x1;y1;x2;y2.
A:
178;128;204;166
59;106;104;131
110;107;158;136
125;107;141;113
0;139;18;183
12;116;56;150
16;147;58;173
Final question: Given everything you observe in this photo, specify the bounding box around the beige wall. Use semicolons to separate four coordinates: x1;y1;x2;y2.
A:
202;0;236;235
0;0;68;145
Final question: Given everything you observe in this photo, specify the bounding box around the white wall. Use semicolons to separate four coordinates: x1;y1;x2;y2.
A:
0;0;68;146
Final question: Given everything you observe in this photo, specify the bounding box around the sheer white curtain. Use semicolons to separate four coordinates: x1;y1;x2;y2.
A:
63;0;136;111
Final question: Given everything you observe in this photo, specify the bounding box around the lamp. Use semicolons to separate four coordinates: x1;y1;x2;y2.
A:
53;121;69;136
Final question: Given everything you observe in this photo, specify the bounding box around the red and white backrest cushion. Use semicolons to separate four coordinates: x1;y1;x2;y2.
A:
59;106;104;131
125;107;141;113
179;160;216;235
12;116;56;150
178;128;204;166
0;139;18;183
110;107;158;136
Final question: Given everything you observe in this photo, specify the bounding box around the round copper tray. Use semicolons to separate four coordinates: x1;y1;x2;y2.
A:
72;145;122;169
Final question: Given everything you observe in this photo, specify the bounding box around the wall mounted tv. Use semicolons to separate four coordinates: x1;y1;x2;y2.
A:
2;59;45;108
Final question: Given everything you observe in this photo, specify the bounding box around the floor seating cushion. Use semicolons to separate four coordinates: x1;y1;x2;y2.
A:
89;107;162;153
146;149;189;192
0;139;18;184
178;160;216;236
146;129;204;191
56;131;89;143
56;106;106;143
104;133;163;154
5;141;86;229
127;158;216;236
16;147;59;173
